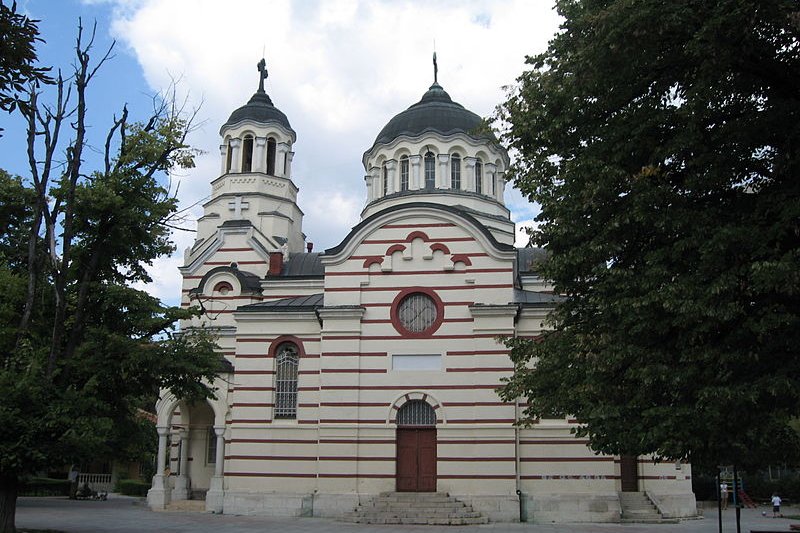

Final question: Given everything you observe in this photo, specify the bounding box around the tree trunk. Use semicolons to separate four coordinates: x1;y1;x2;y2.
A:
0;475;18;533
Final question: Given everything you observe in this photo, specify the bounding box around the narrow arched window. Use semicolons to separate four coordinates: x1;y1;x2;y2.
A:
266;137;277;175
475;158;483;194
400;156;409;191
450;154;461;189
225;140;233;173
382;163;389;196
274;343;299;419
424;152;435;189
242;135;254;172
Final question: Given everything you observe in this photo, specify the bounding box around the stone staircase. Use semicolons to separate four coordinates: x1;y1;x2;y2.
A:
619;491;672;523
345;492;489;525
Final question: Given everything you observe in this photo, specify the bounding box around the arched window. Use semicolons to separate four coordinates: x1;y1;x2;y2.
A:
475;158;483;194
450;154;461;189
266;137;277;175
397;400;436;427
424;152;436;189
242;135;254;172
382;163;389;196
225;140;233;173
274;343;299;419
400;156;409;191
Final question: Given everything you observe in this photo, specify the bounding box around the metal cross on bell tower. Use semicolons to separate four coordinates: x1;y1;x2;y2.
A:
257;58;268;93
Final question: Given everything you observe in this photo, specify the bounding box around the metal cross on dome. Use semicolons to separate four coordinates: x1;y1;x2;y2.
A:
257;58;268;92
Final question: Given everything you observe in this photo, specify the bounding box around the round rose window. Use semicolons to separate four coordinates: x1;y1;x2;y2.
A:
397;292;438;333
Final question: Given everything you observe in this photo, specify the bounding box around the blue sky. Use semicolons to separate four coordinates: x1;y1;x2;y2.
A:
2;0;560;306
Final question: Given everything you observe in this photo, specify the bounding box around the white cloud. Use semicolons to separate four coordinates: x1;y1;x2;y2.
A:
108;0;560;298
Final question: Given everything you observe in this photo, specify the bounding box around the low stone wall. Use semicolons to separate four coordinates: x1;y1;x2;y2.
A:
647;491;698;518
525;492;621;523
451;494;520;522
223;492;311;517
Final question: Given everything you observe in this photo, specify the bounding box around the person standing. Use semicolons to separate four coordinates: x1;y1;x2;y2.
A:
771;494;782;518
720;482;729;510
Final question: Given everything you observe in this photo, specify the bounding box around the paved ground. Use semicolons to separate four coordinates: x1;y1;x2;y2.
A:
15;496;799;533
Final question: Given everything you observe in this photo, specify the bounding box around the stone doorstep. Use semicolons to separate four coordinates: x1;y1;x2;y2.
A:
354;510;483;518
355;517;489;525
365;503;469;510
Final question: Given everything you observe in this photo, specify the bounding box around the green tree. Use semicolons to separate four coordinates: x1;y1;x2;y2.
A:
0;22;219;532
0;1;51;126
498;0;800;471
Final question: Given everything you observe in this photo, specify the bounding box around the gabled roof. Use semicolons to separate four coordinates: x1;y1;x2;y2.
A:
281;253;324;277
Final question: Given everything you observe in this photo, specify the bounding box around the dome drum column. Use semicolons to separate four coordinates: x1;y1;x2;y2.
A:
464;156;476;192
409;155;421;190
437;153;449;189
485;162;497;198
219;143;228;175
495;169;506;202
367;166;379;201
386;159;397;195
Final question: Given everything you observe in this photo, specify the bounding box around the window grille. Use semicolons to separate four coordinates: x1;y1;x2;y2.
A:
475;159;483;194
450;154;461;189
382;163;389;195
400;156;409;191
274;343;299;418
207;428;217;464
397;400;436;427
424;152;436;188
397;292;437;333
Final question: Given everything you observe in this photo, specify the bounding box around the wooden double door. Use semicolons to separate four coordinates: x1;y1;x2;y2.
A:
620;455;639;492
396;428;437;492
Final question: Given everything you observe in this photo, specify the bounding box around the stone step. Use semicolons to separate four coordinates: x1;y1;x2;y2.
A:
353;510;484;519
346;492;488;525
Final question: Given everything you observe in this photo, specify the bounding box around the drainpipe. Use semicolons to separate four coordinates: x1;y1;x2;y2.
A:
515;397;526;522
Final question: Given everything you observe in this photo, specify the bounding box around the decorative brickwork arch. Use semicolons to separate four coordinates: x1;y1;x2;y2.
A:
387;391;445;425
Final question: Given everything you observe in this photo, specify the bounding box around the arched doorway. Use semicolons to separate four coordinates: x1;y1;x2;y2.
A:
396;400;437;492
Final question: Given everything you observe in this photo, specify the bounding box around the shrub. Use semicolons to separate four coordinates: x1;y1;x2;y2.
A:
19;477;71;497
115;479;150;497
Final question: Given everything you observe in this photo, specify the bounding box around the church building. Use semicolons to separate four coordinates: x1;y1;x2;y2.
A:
146;60;697;523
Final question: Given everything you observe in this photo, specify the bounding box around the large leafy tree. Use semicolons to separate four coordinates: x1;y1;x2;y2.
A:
0;22;219;532
0;1;51;126
498;0;800;471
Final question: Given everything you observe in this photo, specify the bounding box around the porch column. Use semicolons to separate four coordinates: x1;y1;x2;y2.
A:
171;429;190;500
206;426;226;513
146;426;172;509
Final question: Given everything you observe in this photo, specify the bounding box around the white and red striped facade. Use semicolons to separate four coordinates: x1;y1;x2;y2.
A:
146;71;697;522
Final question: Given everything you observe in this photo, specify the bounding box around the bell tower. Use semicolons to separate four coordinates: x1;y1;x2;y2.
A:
194;58;305;254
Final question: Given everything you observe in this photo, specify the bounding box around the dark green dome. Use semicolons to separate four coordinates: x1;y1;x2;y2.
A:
372;83;487;146
222;90;295;135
